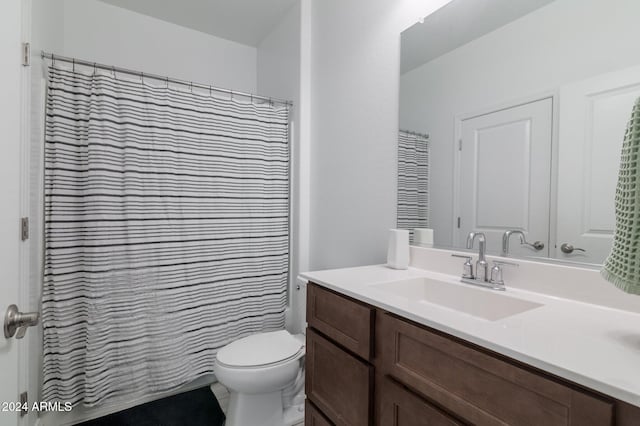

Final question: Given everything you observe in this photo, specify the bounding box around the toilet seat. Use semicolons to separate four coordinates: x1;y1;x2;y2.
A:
216;348;304;370
216;330;304;369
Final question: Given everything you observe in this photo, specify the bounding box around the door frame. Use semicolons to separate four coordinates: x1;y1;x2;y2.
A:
452;91;559;257
1;0;31;425
18;1;41;425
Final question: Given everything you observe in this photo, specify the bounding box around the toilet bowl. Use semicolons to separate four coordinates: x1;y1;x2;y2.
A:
214;330;305;426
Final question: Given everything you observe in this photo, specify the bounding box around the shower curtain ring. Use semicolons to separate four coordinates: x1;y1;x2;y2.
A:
141;72;144;85
230;90;234;101
190;82;193;93
93;62;97;75
112;66;116;79
51;54;55;66
72;58;75;72
166;77;169;89
209;85;212;96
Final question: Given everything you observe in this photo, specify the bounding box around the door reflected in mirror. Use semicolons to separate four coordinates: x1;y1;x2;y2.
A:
398;0;640;265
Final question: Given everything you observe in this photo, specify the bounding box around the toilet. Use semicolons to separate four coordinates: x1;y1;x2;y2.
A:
214;282;307;426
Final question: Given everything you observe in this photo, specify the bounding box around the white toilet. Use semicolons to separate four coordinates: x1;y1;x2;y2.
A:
214;329;306;426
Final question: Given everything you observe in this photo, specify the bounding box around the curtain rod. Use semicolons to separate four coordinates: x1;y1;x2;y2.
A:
400;129;430;139
41;51;293;107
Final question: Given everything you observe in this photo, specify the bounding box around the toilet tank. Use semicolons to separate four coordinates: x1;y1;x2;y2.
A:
284;277;308;335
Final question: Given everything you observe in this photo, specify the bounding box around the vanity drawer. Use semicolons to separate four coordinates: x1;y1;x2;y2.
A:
306;400;334;426
377;313;613;426
378;376;464;426
307;282;374;360
306;328;373;426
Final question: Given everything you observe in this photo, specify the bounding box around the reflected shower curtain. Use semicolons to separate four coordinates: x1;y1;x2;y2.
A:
397;130;430;238
42;65;290;407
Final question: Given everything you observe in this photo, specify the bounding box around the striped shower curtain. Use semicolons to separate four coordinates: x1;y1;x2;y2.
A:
397;130;430;239
42;65;290;407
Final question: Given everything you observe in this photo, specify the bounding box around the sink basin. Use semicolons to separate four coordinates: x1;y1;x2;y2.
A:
371;277;543;321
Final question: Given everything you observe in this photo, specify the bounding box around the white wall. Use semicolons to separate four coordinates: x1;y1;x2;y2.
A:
32;0;63;54
256;1;308;333
308;0;453;270
399;0;640;247
62;0;257;92
258;4;300;103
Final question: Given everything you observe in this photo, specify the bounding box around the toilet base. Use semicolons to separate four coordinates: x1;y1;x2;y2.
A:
283;401;305;426
225;390;283;426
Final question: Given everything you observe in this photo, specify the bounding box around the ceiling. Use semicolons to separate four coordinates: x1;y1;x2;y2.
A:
401;0;556;74
98;0;298;47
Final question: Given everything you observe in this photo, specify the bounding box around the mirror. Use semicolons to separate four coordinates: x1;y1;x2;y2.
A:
398;0;640;265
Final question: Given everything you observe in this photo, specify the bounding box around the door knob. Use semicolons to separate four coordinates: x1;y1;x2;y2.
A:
4;305;39;339
560;243;586;254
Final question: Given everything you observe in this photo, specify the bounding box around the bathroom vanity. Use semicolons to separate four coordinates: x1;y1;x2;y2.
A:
302;249;640;425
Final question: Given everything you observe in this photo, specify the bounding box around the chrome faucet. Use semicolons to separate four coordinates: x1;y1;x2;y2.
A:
502;230;526;257
451;231;518;291
466;232;488;282
502;230;545;256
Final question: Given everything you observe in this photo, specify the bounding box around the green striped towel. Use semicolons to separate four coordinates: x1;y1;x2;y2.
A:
601;97;640;294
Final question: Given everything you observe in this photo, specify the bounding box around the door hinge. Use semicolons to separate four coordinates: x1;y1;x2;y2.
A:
22;42;30;67
458;139;462;151
19;392;28;417
21;217;29;241
457;217;461;228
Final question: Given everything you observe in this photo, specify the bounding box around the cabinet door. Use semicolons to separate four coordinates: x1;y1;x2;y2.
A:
379;377;463;426
306;400;334;426
377;313;613;426
306;329;372;425
307;282;374;360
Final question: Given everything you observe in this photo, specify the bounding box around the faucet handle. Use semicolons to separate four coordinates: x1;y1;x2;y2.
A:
493;260;519;267
451;254;472;259
490;260;518;286
451;254;474;279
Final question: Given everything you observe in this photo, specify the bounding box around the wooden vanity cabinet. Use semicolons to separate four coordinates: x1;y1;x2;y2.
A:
307;282;374;360
306;284;374;425
376;312;613;426
306;328;373;425
306;400;334;426
377;375;464;426
305;282;639;426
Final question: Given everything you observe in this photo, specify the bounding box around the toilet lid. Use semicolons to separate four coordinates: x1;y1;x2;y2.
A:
216;330;303;368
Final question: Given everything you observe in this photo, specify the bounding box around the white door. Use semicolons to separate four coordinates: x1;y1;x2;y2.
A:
457;98;553;258
556;65;640;264
1;1;26;426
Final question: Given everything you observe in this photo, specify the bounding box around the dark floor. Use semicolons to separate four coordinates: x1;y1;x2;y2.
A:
78;387;225;426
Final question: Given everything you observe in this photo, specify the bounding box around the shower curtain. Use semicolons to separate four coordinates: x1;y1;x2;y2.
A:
397;130;430;238
42;64;290;407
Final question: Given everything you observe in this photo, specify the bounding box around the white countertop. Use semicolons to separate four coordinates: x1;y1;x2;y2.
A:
300;265;640;408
